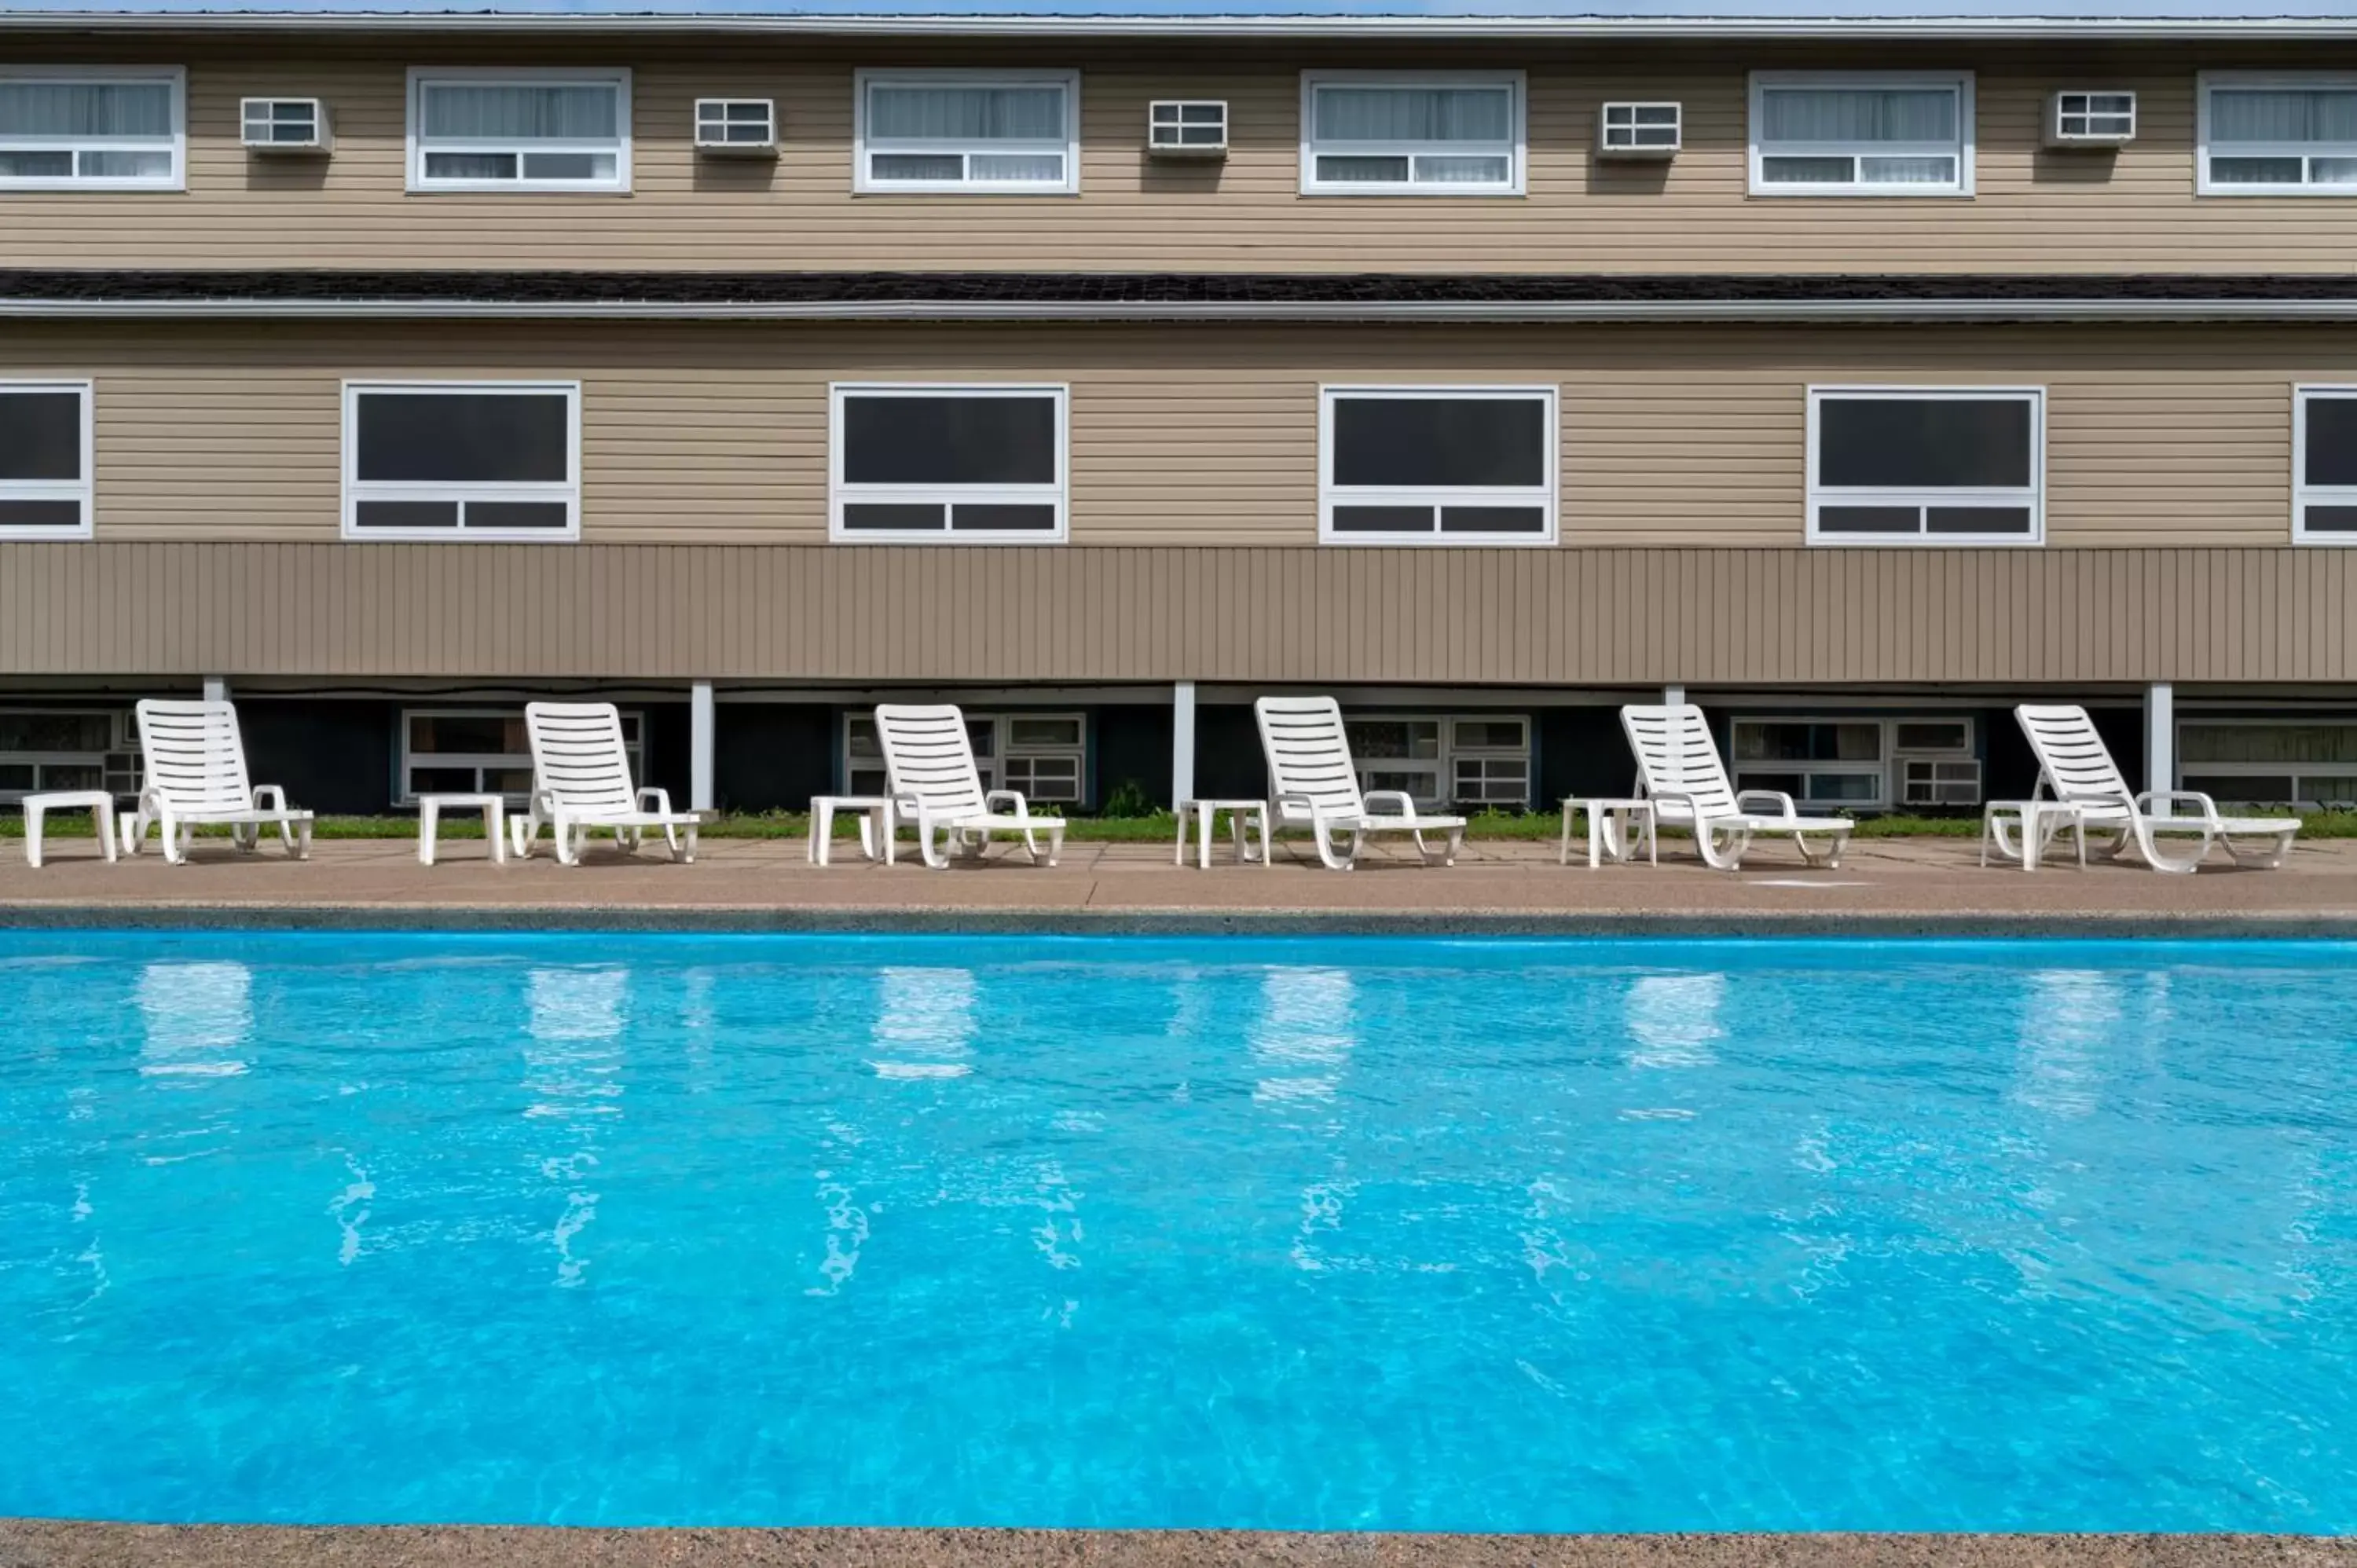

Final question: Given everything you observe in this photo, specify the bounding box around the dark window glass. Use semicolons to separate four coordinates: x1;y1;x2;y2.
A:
411;713;522;755
0;392;83;482
1926;506;2034;534
2304;504;2357;533
423;152;518;181
1816;397;2033;489
0;499;84;531
2183;772;2294;801
841;503;947;532
1440;505;1547;533
411;767;478;794
465;500;570;531
354;500;461;531
1331;504;1435;533
356;393;571;485
841;395;1057;486
0;713;110;751
2303;397;2357;487
950;503;1058;532
1817;505;1922;534
1331;397;1546;488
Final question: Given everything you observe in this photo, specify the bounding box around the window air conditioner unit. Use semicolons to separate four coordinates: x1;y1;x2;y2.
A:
240;97;330;153
695;98;779;156
1147;100;1228;158
2047;90;2136;148
1900;756;1982;807
1597;101;1681;159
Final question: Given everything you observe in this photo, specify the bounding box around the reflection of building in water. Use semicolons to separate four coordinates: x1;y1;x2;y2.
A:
2016;969;2124;1119
524;966;628;1288
1248;966;1355;1105
1623;972;1725;1071
136;961;254;1078
869;966;977;1079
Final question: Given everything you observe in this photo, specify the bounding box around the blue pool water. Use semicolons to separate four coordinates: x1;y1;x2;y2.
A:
0;932;2352;1533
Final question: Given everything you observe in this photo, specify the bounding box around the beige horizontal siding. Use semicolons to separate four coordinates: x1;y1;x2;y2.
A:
2;319;2350;548
4;36;2357;271
0;541;2350;684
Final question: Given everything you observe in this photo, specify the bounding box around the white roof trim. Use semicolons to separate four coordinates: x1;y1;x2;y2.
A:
7;9;2357;37
2;296;2355;321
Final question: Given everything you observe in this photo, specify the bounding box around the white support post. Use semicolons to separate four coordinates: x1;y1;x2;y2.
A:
2146;681;2174;797
1171;680;1197;809
1663;684;1686;708
689;680;716;813
201;675;229;704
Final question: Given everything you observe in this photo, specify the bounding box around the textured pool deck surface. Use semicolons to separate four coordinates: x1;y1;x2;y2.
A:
4;833;2357;930
0;1526;2351;1566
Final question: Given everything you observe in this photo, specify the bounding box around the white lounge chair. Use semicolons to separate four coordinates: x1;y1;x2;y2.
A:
1620;704;1853;871
874;704;1065;870
514;702;701;866
1254;696;1466;871
124;698;314;866
2013;704;2298;874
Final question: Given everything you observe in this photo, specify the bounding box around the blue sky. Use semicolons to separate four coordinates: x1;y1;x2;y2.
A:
13;0;2353;16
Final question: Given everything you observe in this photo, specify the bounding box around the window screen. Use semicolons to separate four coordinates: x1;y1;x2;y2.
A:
345;384;578;540
1807;390;2042;543
832;387;1067;541
1321;389;1556;543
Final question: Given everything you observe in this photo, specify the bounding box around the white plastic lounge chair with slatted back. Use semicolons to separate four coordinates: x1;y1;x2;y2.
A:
1619;703;1853;872
513;702;701;866
2013;704;2298;874
124;699;314;866
1254;695;1466;871
874;703;1065;870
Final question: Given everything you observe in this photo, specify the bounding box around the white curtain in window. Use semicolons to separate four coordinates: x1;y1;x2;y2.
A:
1314;86;1512;144
420;84;618;141
0;82;172;137
1760;87;1956;143
2210;88;2357;145
1417;154;1512;182
868;85;1065;142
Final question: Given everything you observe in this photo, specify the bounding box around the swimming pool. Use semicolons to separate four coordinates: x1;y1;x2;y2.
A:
1;931;2351;1533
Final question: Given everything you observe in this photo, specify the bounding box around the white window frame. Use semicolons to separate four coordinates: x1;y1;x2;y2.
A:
341;379;582;543
0;708;138;804
1748;71;1974;197
0;378;94;541
1298;70;1526;196
1341;712;1533;811
398;705;638;805
828;383;1069;544
1805;385;2044;547
2176;716;2357;805
852;68;1080;195
1318;384;1557;547
405;67;632;195
2293;383;2357;544
2198;71;2357;197
842;710;1087;803
0;65;185;192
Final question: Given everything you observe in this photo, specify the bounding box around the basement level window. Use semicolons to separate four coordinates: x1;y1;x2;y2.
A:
0;380;93;540
845;712;1086;803
2201;74;2357;194
343;382;581;541
1806;387;2044;545
1320;386;1556;544
399;708;640;804
0;709;138;804
408;69;630;192
1750;72;1973;196
2179;720;2357;806
830;384;1068;542
0;69;182;190
856;71;1079;193
1344;714;1531;811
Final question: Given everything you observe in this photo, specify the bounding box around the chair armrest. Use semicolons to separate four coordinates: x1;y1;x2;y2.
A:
636;786;675;815
1735;789;1798;819
984;789;1032;819
2138;789;2220;822
1648;789;1706;816
251;784;288;811
1362;790;1417;818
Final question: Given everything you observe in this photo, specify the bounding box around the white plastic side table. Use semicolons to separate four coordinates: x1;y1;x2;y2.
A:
417;793;508;866
809;795;897;867
1559;797;1659;869
1174;798;1270;869
1981;800;2086;872
22;790;118;869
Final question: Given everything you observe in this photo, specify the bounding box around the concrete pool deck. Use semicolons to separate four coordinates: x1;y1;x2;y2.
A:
5;833;2357;932
0;1524;2352;1566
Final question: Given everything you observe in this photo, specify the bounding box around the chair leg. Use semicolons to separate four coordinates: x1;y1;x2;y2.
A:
676;823;698;865
1044;825;1063;867
2134;820;2209;875
1695;821;1748;871
1312;816;1354;871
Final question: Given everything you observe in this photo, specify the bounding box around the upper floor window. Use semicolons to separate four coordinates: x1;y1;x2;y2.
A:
342;381;581;541
407;69;630;193
830;383;1068;542
0;68;182;191
1320;386;1556;545
0;380;93;540
1750;72;1973;196
2200;74;2357;195
2294;386;2357;542
855;70;1079;194
1300;72;1523;195
1806;387;2043;545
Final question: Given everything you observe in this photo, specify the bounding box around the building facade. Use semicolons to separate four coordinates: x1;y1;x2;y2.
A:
4;9;2357;816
